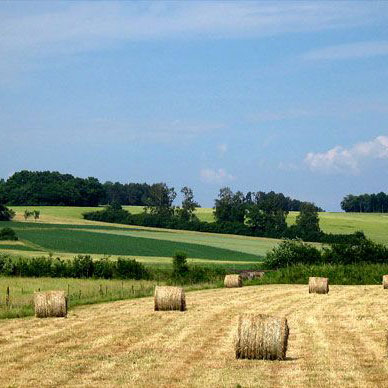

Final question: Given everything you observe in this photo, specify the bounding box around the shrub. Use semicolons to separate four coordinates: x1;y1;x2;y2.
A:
72;255;94;278
94;257;114;279
322;238;388;265
172;251;189;278
264;239;322;269
115;258;150;280
0;227;18;241
0;205;15;221
254;263;388;285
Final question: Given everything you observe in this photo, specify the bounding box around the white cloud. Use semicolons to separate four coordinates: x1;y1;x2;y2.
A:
305;136;388;174
303;41;388;61
200;168;235;184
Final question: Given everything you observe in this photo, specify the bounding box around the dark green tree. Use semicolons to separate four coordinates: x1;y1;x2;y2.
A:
145;183;177;217
0;204;15;221
177;186;199;221
214;187;246;223
295;202;321;239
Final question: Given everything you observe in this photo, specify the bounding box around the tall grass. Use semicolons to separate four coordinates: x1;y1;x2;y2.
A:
252;263;388;286
0;276;224;319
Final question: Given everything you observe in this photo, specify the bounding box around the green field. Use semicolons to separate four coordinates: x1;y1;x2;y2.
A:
9;205;388;244
0;221;269;264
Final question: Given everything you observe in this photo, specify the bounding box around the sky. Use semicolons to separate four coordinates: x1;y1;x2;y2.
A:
1;1;388;211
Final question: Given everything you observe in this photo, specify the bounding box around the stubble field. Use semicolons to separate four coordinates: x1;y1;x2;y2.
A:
0;284;387;387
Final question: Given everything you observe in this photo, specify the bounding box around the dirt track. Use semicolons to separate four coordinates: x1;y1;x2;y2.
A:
0;285;387;387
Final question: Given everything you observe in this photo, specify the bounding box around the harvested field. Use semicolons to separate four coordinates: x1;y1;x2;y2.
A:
0;285;388;387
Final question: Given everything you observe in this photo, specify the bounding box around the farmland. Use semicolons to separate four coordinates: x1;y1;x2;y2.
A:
0;284;387;387
9;205;388;244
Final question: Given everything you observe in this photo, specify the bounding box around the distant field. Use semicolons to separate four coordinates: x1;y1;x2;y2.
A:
0;221;268;264
1;284;387;386
9;206;388;244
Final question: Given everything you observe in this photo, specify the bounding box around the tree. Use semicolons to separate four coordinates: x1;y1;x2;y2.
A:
177;186;199;221
172;251;189;278
0;204;15;221
145;183;177;217
214;187;246;223
24;209;33;221
246;191;288;236
295;202;321;239
33;210;40;221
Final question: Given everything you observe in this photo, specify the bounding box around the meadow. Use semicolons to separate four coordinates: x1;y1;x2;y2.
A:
0;276;225;319
9;205;388;244
1;284;387;387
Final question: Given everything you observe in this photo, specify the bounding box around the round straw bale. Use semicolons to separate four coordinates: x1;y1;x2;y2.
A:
154;286;186;311
34;290;68;318
235;313;289;360
308;277;329;294
224;274;243;288
383;275;388;289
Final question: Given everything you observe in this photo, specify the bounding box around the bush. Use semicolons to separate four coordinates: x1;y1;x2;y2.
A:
254;263;388;285
94;257;114;279
172;251;189;278
115;258;150;280
0;227;18;241
0;205;15;221
322;238;388;265
264;237;388;269
72;255;94;278
264;239;322;269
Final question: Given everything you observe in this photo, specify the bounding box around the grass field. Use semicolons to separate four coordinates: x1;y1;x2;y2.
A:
1;284;387;387
9;205;388;244
0;277;157;319
0;221;264;263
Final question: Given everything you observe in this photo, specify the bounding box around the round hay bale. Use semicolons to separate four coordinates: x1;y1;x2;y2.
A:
235;313;289;360
224;274;243;288
34;290;68;318
308;277;329;294
154;286;186;311
383;275;388;289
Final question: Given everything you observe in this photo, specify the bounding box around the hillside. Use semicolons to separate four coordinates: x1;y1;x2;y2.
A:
0;285;386;387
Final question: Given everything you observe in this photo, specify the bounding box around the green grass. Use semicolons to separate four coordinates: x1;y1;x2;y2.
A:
253;263;388;286
0;277;155;319
0;244;40;252
9;206;388;244
0;276;225;319
0;222;262;262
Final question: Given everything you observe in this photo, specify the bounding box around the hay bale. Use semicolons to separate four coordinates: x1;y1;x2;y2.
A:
34;291;67;318
224;274;243;288
308;277;329;294
383;275;388;289
235;313;289;360
154;286;186;311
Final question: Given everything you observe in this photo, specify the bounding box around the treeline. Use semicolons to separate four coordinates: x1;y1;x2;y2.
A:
0;171;105;206
84;187;362;244
0;170;321;212
341;193;388;213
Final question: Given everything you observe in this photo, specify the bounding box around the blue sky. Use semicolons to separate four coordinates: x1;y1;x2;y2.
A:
1;1;388;210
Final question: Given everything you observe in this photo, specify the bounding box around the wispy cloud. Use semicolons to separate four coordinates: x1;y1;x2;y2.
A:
0;2;381;57
0;117;224;147
200;168;235;184
305;136;388;174
303;41;388;61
